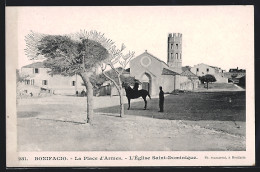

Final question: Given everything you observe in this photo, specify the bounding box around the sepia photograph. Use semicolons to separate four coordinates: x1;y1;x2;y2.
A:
6;5;255;166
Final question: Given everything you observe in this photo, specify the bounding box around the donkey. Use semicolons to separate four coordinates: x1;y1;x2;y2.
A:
122;82;151;110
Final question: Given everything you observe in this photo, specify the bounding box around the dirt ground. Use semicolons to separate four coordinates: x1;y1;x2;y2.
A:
17;89;246;151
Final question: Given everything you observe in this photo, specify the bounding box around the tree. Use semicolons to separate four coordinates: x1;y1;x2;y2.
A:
25;30;113;124
16;69;28;83
200;74;216;89
16;69;29;102
100;46;135;117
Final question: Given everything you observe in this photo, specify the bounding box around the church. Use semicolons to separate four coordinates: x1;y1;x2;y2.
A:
129;33;199;95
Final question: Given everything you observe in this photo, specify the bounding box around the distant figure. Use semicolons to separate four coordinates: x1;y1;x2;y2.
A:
133;82;139;92
159;86;164;112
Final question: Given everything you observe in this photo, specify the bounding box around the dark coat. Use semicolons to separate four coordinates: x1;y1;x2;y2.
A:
159;90;164;101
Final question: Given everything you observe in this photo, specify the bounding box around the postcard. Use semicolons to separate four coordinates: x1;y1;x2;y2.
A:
6;6;255;167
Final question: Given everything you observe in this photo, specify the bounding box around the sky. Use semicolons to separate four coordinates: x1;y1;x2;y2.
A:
7;6;254;71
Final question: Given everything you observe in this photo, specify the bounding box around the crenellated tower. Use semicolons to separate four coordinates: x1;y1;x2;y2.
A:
167;33;182;73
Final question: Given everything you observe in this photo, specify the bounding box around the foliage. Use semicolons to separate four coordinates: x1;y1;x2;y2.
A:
25;32;110;76
200;74;216;89
89;69;140;89
16;69;28;83
238;76;246;88
200;74;216;83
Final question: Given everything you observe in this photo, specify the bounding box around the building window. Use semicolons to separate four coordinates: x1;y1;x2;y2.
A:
72;81;76;86
31;79;34;85
171;44;173;49
25;80;30;85
197;68;199;72
176;44;178;49
171;53;173;59
34;68;39;74
175;53;178;59
42;80;48;85
207;68;209;72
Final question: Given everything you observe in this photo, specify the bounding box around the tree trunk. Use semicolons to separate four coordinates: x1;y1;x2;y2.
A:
118;87;124;117
101;71;124;117
117;75;124;117
80;73;94;124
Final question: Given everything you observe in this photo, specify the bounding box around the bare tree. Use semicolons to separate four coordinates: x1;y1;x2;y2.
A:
100;44;135;117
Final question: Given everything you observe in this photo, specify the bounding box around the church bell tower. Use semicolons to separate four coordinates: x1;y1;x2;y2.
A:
167;33;182;73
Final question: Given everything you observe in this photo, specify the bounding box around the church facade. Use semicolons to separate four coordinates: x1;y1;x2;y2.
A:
129;33;199;95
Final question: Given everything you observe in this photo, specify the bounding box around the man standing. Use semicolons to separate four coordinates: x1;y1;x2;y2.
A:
133;82;139;93
159;86;164;112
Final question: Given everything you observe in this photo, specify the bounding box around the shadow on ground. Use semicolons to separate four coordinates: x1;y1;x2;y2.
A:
95;91;246;122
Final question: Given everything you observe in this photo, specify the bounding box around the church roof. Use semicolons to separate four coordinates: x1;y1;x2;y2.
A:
180;70;198;78
145;51;168;67
161;68;180;76
22;62;46;68
133;50;169;67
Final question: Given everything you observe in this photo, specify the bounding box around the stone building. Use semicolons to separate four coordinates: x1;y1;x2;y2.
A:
224;67;246;84
190;63;228;83
20;62;85;95
224;67;246;79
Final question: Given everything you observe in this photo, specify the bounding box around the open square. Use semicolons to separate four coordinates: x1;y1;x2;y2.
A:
17;88;246;151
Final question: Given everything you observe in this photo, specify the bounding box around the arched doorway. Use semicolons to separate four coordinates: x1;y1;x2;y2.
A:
141;73;152;95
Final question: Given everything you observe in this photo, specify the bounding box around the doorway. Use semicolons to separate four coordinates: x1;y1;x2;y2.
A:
141;73;152;95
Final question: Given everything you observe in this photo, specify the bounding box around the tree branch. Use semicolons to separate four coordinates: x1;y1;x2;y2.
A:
102;70;120;91
109;62;120;75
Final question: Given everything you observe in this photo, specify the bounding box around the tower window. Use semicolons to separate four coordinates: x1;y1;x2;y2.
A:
34;68;39;74
175;53;178;59
171;53;173;59
171;44;173;49
42;80;48;85
197;68;199;72
72;81;76;86
207;68;209;72
176;44;178;49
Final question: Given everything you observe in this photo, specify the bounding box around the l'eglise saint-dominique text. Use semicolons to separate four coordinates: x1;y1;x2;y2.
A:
129;156;197;161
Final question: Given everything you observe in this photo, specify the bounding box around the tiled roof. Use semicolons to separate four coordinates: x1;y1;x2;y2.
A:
182;66;191;72
162;68;180;76
209;65;221;70
180;70;198;78
22;62;46;68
